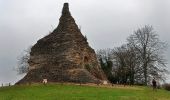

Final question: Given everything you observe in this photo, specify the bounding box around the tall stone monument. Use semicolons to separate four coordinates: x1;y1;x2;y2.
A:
17;3;106;84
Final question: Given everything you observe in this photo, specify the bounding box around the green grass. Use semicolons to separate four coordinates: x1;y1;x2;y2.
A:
0;84;170;100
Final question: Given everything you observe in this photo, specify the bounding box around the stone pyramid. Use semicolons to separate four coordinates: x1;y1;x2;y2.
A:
16;3;106;84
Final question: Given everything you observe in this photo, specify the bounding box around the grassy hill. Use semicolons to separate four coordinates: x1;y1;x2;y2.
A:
0;84;170;100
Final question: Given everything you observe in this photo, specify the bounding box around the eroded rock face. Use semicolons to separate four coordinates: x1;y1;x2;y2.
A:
16;3;106;84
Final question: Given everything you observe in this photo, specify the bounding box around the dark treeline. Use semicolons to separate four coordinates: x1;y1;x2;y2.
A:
97;25;168;85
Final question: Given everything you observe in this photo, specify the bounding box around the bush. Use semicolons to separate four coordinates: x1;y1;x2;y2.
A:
85;64;92;71
162;83;170;91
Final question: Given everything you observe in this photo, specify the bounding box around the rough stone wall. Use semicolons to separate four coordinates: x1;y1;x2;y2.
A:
16;3;106;84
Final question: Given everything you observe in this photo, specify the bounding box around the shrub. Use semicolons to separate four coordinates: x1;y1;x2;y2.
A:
85;64;92;71
162;83;170;91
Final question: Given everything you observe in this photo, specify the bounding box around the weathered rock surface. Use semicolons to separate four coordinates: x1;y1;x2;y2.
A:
16;3;106;84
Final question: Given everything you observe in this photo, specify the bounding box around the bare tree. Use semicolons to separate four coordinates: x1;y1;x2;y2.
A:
112;44;141;85
96;25;168;85
127;25;168;85
16;46;31;74
97;46;141;84
96;49;114;82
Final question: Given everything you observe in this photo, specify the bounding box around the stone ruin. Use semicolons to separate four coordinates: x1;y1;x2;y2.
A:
16;3;106;84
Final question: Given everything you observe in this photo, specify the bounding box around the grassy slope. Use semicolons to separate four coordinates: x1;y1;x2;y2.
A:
0;84;170;100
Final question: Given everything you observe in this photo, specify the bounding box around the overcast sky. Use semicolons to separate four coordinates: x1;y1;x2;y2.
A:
0;0;170;84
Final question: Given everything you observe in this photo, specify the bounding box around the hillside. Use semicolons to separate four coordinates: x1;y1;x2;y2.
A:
0;84;170;100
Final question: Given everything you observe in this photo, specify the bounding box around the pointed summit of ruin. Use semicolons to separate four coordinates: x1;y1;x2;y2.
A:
16;3;106;84
54;3;79;34
62;3;71;16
